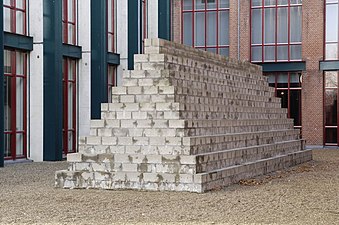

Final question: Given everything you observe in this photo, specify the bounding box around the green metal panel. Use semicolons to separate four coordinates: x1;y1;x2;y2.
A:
158;0;171;40
91;0;108;119
0;0;4;167
320;61;339;71
259;62;306;72
43;0;63;161
62;44;82;59
107;53;120;65
4;32;33;51
128;0;139;70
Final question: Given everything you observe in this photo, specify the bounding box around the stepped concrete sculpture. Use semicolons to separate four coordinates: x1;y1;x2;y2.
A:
55;39;312;193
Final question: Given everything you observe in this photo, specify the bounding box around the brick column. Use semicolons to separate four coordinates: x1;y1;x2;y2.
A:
239;0;251;61
229;0;239;59
171;0;181;43
301;0;324;145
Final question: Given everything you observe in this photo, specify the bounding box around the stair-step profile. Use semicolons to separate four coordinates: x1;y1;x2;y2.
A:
55;38;312;193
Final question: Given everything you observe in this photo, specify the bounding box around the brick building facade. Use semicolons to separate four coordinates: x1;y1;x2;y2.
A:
172;0;337;147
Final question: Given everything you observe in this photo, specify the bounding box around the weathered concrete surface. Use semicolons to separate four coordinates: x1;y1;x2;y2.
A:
55;39;312;192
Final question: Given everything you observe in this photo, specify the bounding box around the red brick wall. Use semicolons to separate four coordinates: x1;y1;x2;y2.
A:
171;0;326;145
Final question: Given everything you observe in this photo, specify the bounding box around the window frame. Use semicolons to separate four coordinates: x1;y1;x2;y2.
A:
324;0;339;61
181;0;230;56
62;0;77;45
3;49;28;160
3;0;27;35
250;0;302;63
107;0;116;53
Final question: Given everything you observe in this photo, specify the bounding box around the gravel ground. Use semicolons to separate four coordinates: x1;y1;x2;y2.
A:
0;149;339;225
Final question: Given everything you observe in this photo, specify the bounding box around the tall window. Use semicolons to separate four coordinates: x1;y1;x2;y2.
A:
62;58;77;155
325;0;339;60
3;0;27;35
251;0;302;62
4;50;27;160
141;0;148;52
107;0;116;53
266;72;302;129
107;65;117;102
324;72;339;145
62;0;77;45
182;0;230;56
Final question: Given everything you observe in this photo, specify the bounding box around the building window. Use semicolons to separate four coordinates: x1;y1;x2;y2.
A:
62;0;77;45
324;71;339;145
141;0;148;52
266;72;302;129
3;0;27;35
107;65;117;103
181;0;230;56
107;0;116;53
325;0;339;60
4;49;27;160
251;0;302;62
62;58;77;155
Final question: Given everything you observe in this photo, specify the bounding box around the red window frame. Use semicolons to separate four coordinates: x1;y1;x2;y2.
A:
62;0;77;45
324;0;339;60
181;0;230;55
250;0;302;63
107;0;115;53
62;58;77;155
3;0;27;35
141;0;148;52
107;64;117;103
266;72;302;130
4;50;27;160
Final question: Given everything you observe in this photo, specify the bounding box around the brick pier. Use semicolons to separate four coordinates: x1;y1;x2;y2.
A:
55;39;312;193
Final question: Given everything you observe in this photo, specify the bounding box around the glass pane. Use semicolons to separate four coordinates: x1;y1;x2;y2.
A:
16;134;24;156
277;46;288;61
219;47;229;57
277;90;289;108
16;11;24;35
326;4;339;43
16;77;24;131
252;0;262;6
326;43;338;60
4;0;11;6
251;9;262;44
325;71;338;88
206;0;217;9
16;52;25;75
290;6;302;43
183;0;193;10
267;74;275;85
68;24;74;44
108;34;114;52
195;0;205;9
264;8;276;44
16;0;25;9
251;46;262;61
68;0;74;22
219;0;229;8
195;12;205;46
107;0;113;32
4;76;11;131
183;13;193;46
68;83;74;128
290;45;302;60
219;11;229;45
326;129;337;144
207;48;217;54
68;132;74;152
327;0;339;3
207;11;217;46
290;90;302;126
4;8;11;32
290;72;302;87
265;0;275;6
278;0;288;5
4;134;11;157
264;46;275;61
277;7;288;43
325;89;337;126
290;0;302;4
277;73;288;88
4;50;12;74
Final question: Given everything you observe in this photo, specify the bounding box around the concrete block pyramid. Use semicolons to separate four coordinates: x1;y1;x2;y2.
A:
55;39;312;192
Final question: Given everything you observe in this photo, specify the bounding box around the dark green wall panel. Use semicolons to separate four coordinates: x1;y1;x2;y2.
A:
0;0;4;167
259;62;306;72
43;0;63;161
91;0;107;119
158;0;171;40
128;0;139;70
4;32;33;51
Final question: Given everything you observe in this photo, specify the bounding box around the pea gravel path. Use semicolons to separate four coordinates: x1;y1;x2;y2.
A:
0;150;339;225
